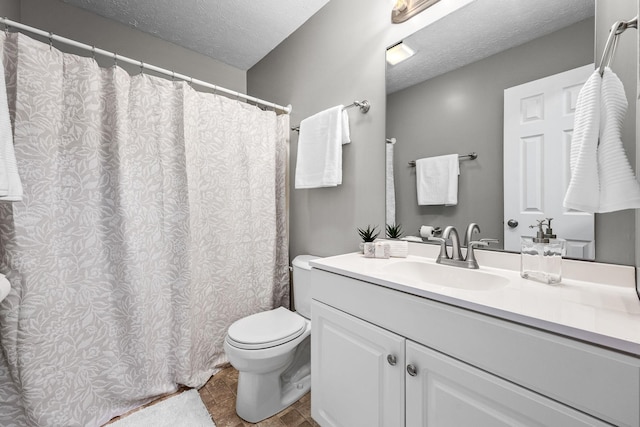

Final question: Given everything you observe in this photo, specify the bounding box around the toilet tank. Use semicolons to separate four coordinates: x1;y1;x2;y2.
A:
291;255;319;320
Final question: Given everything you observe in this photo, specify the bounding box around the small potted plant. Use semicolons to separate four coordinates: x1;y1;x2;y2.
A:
385;223;408;258
357;225;379;256
385;223;403;239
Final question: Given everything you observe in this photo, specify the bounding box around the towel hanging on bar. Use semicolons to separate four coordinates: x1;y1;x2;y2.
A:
408;152;477;167
291;100;370;132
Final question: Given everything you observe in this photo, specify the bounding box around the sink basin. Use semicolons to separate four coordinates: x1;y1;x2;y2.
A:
379;260;510;291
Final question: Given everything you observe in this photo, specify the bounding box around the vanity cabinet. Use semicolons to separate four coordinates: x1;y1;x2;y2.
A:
311;301;404;427
310;267;640;427
313;300;608;427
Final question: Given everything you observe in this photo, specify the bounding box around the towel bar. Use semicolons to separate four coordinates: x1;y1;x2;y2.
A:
291;100;370;132
599;16;638;76
409;152;477;167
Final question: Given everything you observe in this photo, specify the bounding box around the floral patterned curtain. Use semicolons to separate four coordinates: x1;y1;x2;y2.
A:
0;32;289;427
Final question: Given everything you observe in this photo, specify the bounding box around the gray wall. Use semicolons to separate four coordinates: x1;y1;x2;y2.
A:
0;0;20;20
248;0;390;258
387;19;594;253
2;0;246;93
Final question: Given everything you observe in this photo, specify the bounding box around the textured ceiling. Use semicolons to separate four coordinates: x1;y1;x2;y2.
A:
387;0;595;94
62;0;330;70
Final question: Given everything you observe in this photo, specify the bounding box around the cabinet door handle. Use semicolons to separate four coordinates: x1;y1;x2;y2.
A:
406;364;418;376
387;354;397;366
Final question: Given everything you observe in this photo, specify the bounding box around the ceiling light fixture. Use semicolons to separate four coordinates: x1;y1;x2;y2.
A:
392;0;441;23
386;41;415;65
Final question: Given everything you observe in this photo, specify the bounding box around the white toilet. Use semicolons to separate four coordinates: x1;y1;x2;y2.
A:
224;255;318;423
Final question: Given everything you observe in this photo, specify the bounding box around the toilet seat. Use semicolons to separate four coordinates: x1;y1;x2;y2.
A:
227;307;306;350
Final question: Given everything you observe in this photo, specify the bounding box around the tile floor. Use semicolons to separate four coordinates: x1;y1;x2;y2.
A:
199;364;318;427
105;364;318;427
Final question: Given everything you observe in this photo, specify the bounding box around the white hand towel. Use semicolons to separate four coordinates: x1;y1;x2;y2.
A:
0;51;22;202
415;154;459;206
341;109;350;145
597;68;640;212
295;105;350;189
564;70;601;212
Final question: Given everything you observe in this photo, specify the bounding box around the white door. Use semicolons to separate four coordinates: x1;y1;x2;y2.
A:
504;64;595;259
405;340;609;427
311;301;405;427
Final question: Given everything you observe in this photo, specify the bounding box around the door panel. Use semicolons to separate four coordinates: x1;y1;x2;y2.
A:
504;64;595;259
311;301;405;427
405;340;608;427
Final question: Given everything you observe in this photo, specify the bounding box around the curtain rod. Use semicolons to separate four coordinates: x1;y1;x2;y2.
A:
0;17;292;114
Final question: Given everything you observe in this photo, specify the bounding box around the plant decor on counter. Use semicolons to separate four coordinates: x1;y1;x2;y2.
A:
385;223;403;239
357;225;379;242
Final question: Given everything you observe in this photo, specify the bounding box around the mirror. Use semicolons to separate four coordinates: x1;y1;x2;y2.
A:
386;0;596;256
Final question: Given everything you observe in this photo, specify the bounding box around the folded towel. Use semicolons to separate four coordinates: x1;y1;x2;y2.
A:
416;154;459;206
564;70;601;212
597;68;640;212
295;105;350;189
0;51;22;202
564;67;640;212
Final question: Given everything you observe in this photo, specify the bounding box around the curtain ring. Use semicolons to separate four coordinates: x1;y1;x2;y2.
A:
139;60;144;75
3;18;9;36
189;77;193;87
113;52;118;68
48;32;53;50
212;85;218;96
171;70;175;81
91;45;96;60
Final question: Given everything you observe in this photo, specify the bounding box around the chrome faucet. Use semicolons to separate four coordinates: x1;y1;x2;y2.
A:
443;226;463;260
428;224;498;269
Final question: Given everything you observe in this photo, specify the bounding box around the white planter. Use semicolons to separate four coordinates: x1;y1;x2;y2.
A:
363;242;376;258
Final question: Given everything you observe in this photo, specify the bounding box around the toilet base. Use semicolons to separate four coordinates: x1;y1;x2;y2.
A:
235;336;311;423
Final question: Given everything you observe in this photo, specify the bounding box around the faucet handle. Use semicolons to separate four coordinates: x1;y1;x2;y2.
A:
467;240;489;250
427;236;448;262
465;238;499;268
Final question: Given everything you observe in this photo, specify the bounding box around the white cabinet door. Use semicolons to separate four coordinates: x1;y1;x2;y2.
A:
504;64;595;259
405;340;608;427
311;301;405;427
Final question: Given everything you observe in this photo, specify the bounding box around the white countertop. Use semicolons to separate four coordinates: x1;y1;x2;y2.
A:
310;244;640;356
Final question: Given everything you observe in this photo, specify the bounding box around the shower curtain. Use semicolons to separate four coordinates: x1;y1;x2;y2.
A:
0;32;289;427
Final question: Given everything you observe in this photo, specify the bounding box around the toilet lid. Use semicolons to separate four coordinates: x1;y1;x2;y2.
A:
227;307;307;350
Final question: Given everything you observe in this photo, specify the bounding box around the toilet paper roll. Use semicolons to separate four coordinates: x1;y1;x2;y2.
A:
0;273;10;303
420;225;435;238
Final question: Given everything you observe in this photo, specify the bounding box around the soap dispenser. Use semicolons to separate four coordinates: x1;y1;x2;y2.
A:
520;219;563;285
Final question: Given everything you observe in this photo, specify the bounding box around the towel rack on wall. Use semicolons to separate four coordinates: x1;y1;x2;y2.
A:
291;100;370;132
408;152;477;167
599;15;638;76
